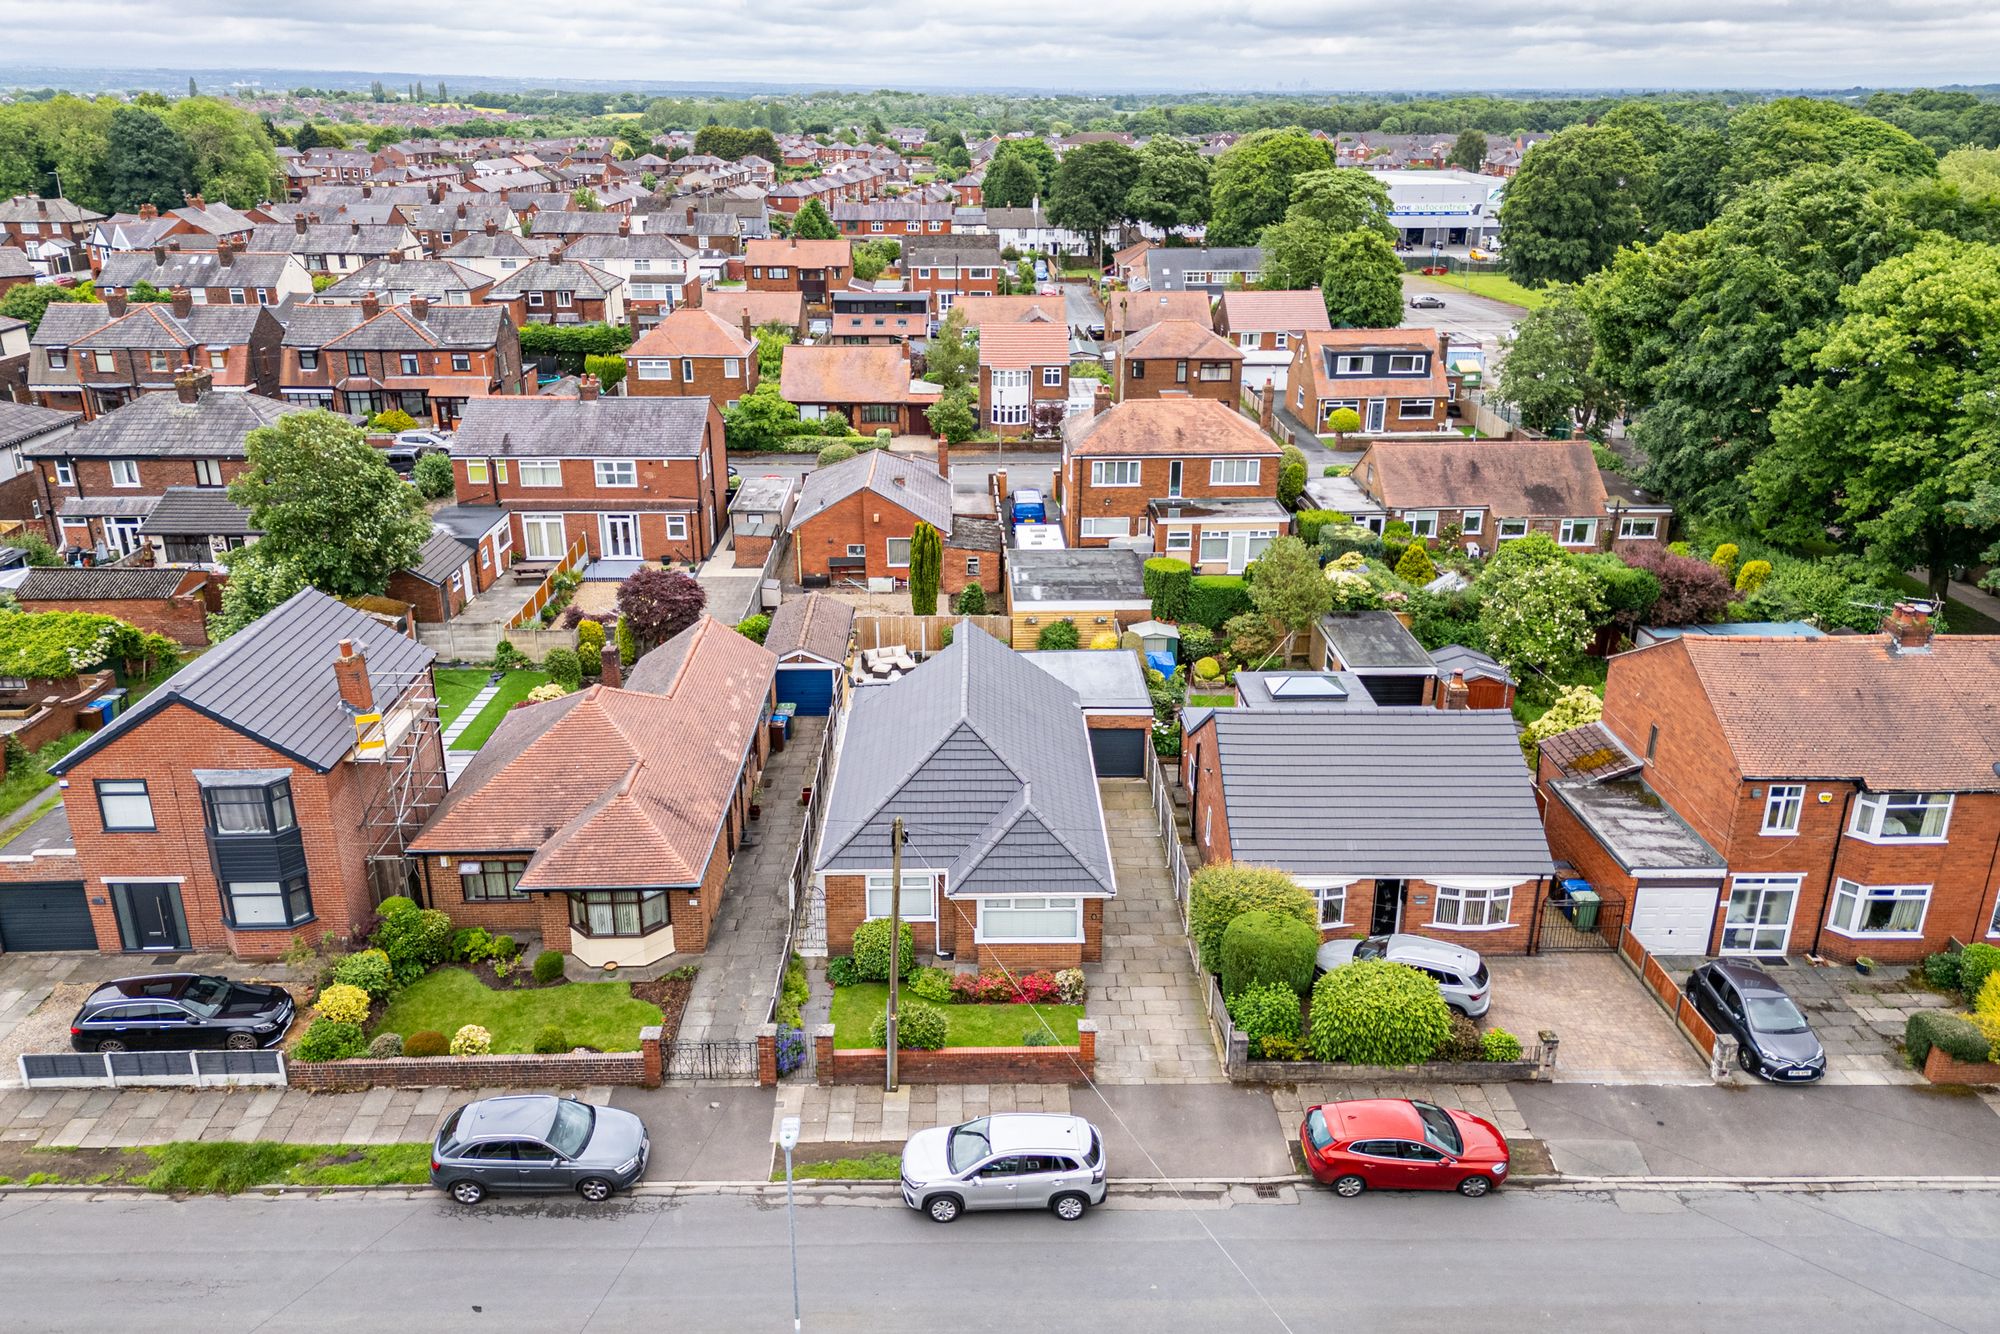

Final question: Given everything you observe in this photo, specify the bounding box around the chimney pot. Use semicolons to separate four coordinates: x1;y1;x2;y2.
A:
600;642;622;688
1885;601;1935;653
138;202;157;220
483;218;497;235
36;198;48;217
579;378;599;401
387;248;403;264
169;286;193;319
456;201;467;218
332;638;375;716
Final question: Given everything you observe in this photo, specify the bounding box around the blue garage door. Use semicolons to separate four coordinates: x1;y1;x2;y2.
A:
778;664;836;716
0;881;97;951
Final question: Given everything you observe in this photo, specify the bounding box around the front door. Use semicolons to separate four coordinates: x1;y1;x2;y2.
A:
601;514;638;559
1365;399;1387;433
1720;875;1799;955
1226;529;1250;574
111;882;189;952
1371;881;1404;935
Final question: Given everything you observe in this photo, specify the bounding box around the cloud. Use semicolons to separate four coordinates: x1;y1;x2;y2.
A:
3;0;1998;90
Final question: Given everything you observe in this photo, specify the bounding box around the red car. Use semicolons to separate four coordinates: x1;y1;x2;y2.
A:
1299;1098;1509;1198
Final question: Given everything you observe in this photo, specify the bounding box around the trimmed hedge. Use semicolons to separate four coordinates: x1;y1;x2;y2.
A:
1307;960;1452;1065
868;1000;949;1050
294;1019;367;1063
404;1029;448;1058
533;950;567;984
1186;575;1250;629
1959;943;2000;1001
1218;910;1320;1000
852;918;915;982
1294;510;1346;546
1228;980;1303;1057
1188;864;1316;975
1906;1010;1992;1067
1144;557;1192;621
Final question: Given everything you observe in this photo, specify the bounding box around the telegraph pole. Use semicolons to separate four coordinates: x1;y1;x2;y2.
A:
885;815;904;1091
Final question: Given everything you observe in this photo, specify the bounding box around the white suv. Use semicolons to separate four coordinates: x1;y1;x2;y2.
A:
1316;933;1492;1017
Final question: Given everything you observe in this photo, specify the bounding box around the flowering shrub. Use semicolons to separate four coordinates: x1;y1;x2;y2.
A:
775;1024;807;1076
450;1024;493;1056
1053;969;1086;1005
948;972;982;1004
1013;971;1060;1004
974;969;1016;1003
314;983;371;1026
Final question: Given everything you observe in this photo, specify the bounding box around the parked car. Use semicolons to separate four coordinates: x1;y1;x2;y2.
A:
1316;933;1491;1018
1010;488;1047;524
899;1113;1107;1223
431;1095;649;1205
1686;960;1825;1083
1300;1098;1509;1197
69;974;294;1053
396;429;451;450
1409;293;1447;309
1468;248;1493;261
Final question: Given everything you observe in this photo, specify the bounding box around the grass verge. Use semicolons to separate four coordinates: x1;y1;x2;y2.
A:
0;1142;430;1193
449;670;553;750
772;1152;901;1182
1408;271;1546;310
829;982;1083;1050
0;731;88;824
374;966;662;1052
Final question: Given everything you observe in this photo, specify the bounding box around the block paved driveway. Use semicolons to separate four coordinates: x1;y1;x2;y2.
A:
1086;781;1224;1086
1481;953;1708;1085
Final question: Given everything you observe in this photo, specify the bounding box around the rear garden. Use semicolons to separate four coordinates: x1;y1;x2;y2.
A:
435;666;553;750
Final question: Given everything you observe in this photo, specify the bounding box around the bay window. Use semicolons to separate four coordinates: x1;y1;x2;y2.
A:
976;896;1084;943
1828;880;1929;937
864;872;935;920
1431;881;1513;929
1849;791;1952;841
224;875;312;928
569;890;669;937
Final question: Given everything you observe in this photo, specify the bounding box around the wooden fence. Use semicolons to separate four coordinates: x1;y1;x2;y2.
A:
853;614;1010;654
1617;926;1726;1076
507;537;589;630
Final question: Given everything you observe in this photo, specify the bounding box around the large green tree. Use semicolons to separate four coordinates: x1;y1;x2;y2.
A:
1048;140;1138;258
1491;284;1617;435
1498;125;1652;286
164;97;280;208
1207;128;1335;246
1648;125;1731;235
693;125;780;163
0;282;88;337
1320;231;1405;328
1257;167;1397;290
1941;147;2000;202
1717;98;1936;196
922;308;978;392
99;106;194;213
980;151;1039;209
792;198;837;239
1125;135;1210;231
1448;130;1488;173
723;382;802;451
1749;239;2000;605
989;138;1056;199
227;410;430;597
1245;536;1332;656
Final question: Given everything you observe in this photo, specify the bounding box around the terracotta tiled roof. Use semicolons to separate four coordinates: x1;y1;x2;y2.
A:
412;616;776;888
953;296;1063;330
1217;289;1332;335
1105;290;1212;337
625;307;754;359
1669;635;2000;791
780;344;920;405
700;289;804;331
1117;318;1243;362
745;238;852;270
1356;441;1606;518
978;322;1069;369
1065;398;1280;458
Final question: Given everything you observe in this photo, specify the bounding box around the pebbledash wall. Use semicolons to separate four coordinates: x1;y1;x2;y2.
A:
813;1021;1097;1085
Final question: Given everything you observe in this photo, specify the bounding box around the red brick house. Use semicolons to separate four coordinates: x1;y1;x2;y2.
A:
788;449;1001;596
1214;289;1331;391
0;195;105;259
1059;398;1282;565
780;344;936;436
1349;440;1668;553
1113;319;1244;406
1287;329;1451;435
978;322;1069;439
448;386;729;565
813;622;1116;969
483;258;625;327
96;239;315;307
28;294;283;419
1104;290;1213;341
622;308;756;408
277;295;526;428
700;288;805;340
744;238;852;305
832;200;953;237
0;588;445;957
1539;612;2000;964
0;398;75;524
902;236;1002;321
410;617;776;965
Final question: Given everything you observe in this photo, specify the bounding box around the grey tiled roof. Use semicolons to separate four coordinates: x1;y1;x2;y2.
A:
486;261;620;298
30;303;115;347
1144;247;1263;289
139;486;258;536
451;397;711;458
405;527;475;586
58;495;160;518
321;305;509;351
320;259;488;300
1198;708;1554;880
0;400;78;450
791;451;953;535
1320;611;1435;671
1430;643;1512;685
28;391;294;459
441;232;556;260
50;587;435;775
816;622;1114;897
98;250;299;291
15;566;190;601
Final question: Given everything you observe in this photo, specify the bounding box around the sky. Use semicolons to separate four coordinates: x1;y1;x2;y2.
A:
2;1;1999;92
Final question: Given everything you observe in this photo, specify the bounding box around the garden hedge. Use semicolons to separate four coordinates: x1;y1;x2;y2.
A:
1218;910;1320;999
852;918;915;982
1959;943;2000;1001
1307;960;1452;1065
1228;980;1303;1057
1144;557;1192;621
1906;1010;1992;1067
1186;575;1250;629
869;1000;949;1050
1294;511;1345;546
1188;864;1316;975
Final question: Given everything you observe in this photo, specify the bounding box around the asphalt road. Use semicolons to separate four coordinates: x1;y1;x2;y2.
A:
4;1187;1995;1332
1402;274;1525;359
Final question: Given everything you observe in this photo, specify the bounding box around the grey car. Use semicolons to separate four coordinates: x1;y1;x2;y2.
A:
430;1095;649;1205
900;1113;1107;1223
1317;933;1492;1018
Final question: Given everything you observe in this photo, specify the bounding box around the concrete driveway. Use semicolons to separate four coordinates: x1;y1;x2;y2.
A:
1482;953;1708;1086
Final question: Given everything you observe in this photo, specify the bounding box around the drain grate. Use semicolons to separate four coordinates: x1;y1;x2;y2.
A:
1253;1183;1282;1199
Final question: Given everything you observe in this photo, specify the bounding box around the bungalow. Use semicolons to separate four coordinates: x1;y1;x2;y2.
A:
788;449;1000;597
1349;439;1665;553
779;344;936;437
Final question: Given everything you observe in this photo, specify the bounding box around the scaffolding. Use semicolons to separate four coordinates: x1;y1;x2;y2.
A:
352;668;449;905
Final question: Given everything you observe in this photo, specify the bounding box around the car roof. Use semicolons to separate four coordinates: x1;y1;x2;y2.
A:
1704;960;1787;997
1321;1098;1424;1140
1382;933;1481;972
454;1095;562;1141
86;974;199;1003
983;1113;1093;1156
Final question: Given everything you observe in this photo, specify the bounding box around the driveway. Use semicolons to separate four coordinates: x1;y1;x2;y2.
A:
1659;956;1939;1087
1481;953;1708;1085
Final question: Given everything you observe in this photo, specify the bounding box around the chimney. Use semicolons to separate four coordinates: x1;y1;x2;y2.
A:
551;245;566;265
409;295;430;321
152;242;167;264
349;221;361;237
1884;601;1935;654
456;201;467;219
1258;388;1274;431
104;290;128;318
483;218;497;235
362;184;373;199
891;473;905;488
599;641;622;688
169;286;193;319
685;204;696;225
167;238;181;252
739;309;752;337
579;377;600;401
36;198;47;217
1444;670;1471;711
935;434;950;480
138;202;157;220
173;369;202;405
217;243;233;267
185;192;205;211
387;248;403;264
361;292;381;319
332;639;374;715
790;235;798;248
295;213;309;235
617;216;630;237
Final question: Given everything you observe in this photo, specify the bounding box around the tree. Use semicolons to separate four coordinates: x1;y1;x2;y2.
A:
1491;284;1617;435
1498;125;1652;286
922;308;978;392
851;237;899;280
1245;535;1333;658
583;354;625;395
723;383;802;452
1207;128;1335;247
792;198;837;240
165;97;280;208
693;125;779;163
1320;231;1404;328
1284;168;1396;240
908;521;942;615
1518;685;1605;764
1125;135;1210;232
1049;140;1138;259
569;185;599;211
1036;619;1079;650
1750;238;2000;605
206;546;308;641
928;385;977;444
1648;125;1731;235
99;106;193;213
1324;406;1361;442
1718;98;1936;196
1476;546;1604;675
1941;147;2000;202
953;583;987;615
1448;129;1488;173
616;567;707;650
291;121;323;151
228;410;429;597
989;139;1056;199
980;152;1040;209
0;282;86;337
752;322;791;378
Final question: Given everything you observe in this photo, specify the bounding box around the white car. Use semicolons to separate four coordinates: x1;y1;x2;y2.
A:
1317;934;1491;1017
1409;294;1448;310
396;429;451;450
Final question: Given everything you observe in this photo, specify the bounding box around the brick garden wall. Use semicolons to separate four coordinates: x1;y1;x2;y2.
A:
289;1025;665;1090
816;1020;1095;1085
1923;1048;2000;1086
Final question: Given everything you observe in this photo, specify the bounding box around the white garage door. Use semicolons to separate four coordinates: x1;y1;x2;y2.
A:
1629;884;1720;955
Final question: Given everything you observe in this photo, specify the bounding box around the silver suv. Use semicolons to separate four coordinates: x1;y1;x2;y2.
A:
900;1113;1107;1223
1317;933;1492;1018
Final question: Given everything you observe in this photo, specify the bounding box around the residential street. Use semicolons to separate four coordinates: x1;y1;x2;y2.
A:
3;1187;1996;1331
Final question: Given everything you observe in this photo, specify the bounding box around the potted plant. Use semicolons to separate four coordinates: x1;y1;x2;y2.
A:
1855;956;1876;976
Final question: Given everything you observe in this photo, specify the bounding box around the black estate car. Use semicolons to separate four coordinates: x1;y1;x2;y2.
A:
69;974;295;1053
1686;960;1826;1083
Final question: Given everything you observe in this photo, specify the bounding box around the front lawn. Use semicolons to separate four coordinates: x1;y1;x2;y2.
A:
441;669;554;750
829;982;1083;1050
374;967;661;1053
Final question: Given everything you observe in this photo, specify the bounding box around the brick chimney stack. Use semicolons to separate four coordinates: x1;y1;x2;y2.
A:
217;243;233;267
1258;387;1274;431
483;218;497;235
1444;669;1470;710
138;203;157;221
600;642;622;688
36;198;48;217
184;192;205;211
152;242;167;264
295;213;309;235
170;286;193;319
332;639;374;715
408;295;430;321
173;369;202;405
935;434;950;480
579;377;600;401
618;216;630;237
456;201;467;219
387;248;403;264
1884;602;1935;654
739;309;752;337
361;293;381;319
104;290;128;318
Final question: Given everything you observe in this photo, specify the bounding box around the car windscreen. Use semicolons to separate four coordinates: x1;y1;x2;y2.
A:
1744;995;1809;1035
180;976;232;1017
947;1118;991;1174
1305;1109;1333;1150
437;1108;463;1151
1085;1129;1102;1166
1355;937;1390;961
547;1100;595;1159
1413;1102;1463;1156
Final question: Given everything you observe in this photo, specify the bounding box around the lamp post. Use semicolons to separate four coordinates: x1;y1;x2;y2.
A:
778;1114;802;1333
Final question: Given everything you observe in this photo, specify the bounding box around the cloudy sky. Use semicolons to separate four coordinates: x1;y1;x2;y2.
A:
3;1;1998;91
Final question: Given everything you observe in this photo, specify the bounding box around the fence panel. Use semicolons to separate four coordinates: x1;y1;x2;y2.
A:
508;537;590;629
853;614;1010;654
19;1049;287;1089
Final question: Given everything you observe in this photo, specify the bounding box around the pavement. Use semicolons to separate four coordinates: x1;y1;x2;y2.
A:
6;1188;1998;1331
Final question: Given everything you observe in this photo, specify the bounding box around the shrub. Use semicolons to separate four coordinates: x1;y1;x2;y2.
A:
493;640;529;670
973;969;1017;1004
532;1025;571;1054
1258;1035;1308;1062
1013;971;1059;1005
544;647;582;691
315;983;371;1026
533;950;568;984
1906;1010;1992;1067
1979;972;2000;1020
371;896;450;983
1307;960;1452;1066
1667;541;1691;557
411;451;454;499
1188;864;1317;975
1143;557;1192;621
367;1032;404;1059
1218;910;1320;999
852;918;915;982
1620;544;1736;626
1710;543;1739;578
331;948;395;997
1053;968;1086;1005
868;1000;948;1050
1958;943;2000;1001
1229;980;1303;1057
1734;559;1772;595
527;683;568;703
1192;655;1222;682
1022;1029;1061;1047
817;442;856;466
1394;543;1437;584
1294;510;1344;546
1481;1028;1525;1062
616;615;637;666
1278;459;1307;509
736;613;770;644
948;971;981;1004
494;934;517;960
1922;951;1964;993
404;1030;449;1058
826;955;863;987
907;966;954;1005
576;618;606;667
1186;575;1250;629
1434;1011;1484;1062
1089;630;1120;650
450;1024;493;1056
1177;624;1217;664
368;409;418;434
1036;619;1079;650
953;583;987;615
1382;520;1414;544
294;1019;367;1063
451;926;497;965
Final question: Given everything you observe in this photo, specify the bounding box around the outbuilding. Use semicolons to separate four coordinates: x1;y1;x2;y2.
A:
764;593;853;717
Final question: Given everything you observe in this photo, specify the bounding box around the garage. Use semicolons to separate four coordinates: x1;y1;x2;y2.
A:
1629;883;1721;956
775;661;837;717
0;881;98;951
763;595;854;719
1088;727;1147;778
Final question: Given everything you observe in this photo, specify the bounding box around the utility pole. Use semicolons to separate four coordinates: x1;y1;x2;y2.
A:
778;1115;802;1334
885;814;904;1092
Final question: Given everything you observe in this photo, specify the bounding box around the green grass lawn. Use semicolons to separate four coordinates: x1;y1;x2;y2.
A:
772;1152;901;1182
829;982;1083;1050
3;1143;430;1192
441;670;553;750
1408;271;1546;310
434;668;492;732
374;967;661;1052
1188;694;1236;708
0;731;88;824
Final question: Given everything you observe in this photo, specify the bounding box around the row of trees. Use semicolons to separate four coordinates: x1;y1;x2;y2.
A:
0;94;282;212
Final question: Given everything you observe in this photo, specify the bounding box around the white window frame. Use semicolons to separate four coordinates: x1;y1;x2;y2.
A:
885;536;911;568
1041;365;1063;387
1164;527;1192;554
1090;459;1141;488
636;358;672;381
1309;880;1352;929
54;460;74;486
1849;791;1953;843
1430;880;1515;931
1618;516;1660;540
557;290;575;309
594;459;638;488
1398;399;1435;419
1274;331;1289;349
991;404;1029;426
863;871;935;921
666;514;688;541
1209;458;1260;487
1761;784;1805;836
517;459;563;488
1081;517;1130;540
1404;510;1438;539
520;514;567;561
723;357;742;379
1460;510;1483;536
1198;530;1229;564
975;895;1085;944
108;459;141;488
1557;518;1598;546
1827;880;1931;939
1387;353;1424;374
1497;518;1528;540
1335;355;1369;375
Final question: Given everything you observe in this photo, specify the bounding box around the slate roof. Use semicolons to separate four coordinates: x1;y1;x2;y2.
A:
1356;441;1607;519
50;587;434;776
246;223;414;256
451;397;713;459
0;400;78;450
139;486;258;536
764;593;853;666
1143;247;1262;290
98;249;299;292
404;528;475;586
1195;708;1554;880
901;235;1002;267
318;305;510;351
441;231;559;261
0;249;34;280
816;622;1115;896
27;390;293;459
1064;398;1279;458
319;259;488;300
1430;643;1513;685
15;566;191;601
791;450;953;534
0;195;104;225
486;260;621;298
558;233;696;262
70;304;268;352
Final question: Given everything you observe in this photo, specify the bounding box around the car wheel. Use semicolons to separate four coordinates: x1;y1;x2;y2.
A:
925;1194;962;1223
576;1177;615;1203
224;1033;258;1051
450;1180;484;1205
1457;1175;1494;1198
96;1038;127;1054
1739;1044;1759;1075
1331;1174;1366;1198
1050;1192;1088;1221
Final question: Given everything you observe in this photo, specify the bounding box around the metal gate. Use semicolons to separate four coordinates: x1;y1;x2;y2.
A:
661;1039;759;1080
1535;886;1625;952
